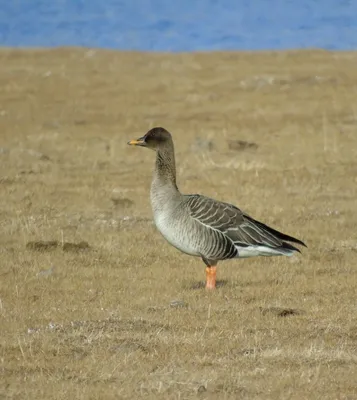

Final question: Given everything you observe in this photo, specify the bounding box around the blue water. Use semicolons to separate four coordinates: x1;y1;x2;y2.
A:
1;0;356;51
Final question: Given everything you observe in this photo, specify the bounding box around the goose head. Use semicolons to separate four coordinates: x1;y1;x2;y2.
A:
127;127;172;151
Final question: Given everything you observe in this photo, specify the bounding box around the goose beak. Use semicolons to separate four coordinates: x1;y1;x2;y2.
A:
127;136;146;146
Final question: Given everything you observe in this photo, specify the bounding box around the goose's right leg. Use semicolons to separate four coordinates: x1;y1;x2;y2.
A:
202;257;217;290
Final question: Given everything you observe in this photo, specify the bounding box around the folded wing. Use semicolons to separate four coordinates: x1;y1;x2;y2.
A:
186;194;306;255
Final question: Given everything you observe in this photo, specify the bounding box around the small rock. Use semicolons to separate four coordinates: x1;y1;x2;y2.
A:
197;385;207;393
74;120;87;125
27;327;40;334
259;307;304;317
48;322;57;330
147;306;164;312
37;266;54;277
170;300;188;309
62;241;90;252
241;348;256;356
26;241;59;251
111;197;134;208
227;139;258;151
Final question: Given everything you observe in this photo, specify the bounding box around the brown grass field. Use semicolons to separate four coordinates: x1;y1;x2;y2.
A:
1;48;357;399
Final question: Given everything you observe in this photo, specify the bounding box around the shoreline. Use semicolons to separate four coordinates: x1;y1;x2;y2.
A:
0;46;354;53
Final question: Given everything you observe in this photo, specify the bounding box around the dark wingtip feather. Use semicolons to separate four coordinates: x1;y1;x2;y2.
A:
283;235;307;248
245;215;307;249
281;241;302;253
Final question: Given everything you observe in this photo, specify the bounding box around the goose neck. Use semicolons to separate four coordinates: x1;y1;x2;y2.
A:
154;148;178;189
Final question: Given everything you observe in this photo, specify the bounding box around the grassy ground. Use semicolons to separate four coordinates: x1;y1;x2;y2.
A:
1;48;357;399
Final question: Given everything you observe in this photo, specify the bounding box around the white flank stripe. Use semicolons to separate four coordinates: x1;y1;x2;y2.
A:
236;245;294;258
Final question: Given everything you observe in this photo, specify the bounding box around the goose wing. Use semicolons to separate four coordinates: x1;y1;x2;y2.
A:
185;194;306;251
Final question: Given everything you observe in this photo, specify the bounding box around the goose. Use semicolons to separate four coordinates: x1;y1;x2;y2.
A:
128;127;306;289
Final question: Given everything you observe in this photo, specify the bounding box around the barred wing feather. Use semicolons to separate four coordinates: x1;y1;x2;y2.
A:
186;195;306;253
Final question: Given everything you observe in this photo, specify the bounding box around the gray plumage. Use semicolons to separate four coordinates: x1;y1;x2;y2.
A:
128;127;306;270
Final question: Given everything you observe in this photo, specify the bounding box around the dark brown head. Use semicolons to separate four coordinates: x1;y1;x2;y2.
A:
127;127;172;151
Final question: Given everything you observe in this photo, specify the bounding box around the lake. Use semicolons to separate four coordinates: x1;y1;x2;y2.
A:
1;0;356;51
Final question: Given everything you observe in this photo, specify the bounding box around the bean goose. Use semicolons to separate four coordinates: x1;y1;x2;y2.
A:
128;127;306;289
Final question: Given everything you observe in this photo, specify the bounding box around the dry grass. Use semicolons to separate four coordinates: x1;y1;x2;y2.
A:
1;48;357;399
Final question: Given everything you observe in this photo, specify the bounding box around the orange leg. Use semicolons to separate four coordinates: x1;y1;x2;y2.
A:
205;266;217;290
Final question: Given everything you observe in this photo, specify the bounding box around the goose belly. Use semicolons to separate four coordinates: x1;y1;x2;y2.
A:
153;212;200;256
